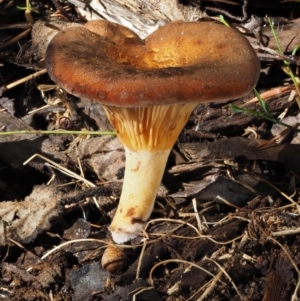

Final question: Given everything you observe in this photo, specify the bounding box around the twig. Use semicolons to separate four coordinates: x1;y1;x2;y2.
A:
23;153;96;188
135;230;149;279
206;257;247;300
196;271;223;301
206;0;248;22
0;28;31;50
145;218;201;236
149;258;216;287
5;69;47;90
27;238;110;272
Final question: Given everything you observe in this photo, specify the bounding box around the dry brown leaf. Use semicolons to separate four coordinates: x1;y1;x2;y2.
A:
68;136;125;181
0;185;62;245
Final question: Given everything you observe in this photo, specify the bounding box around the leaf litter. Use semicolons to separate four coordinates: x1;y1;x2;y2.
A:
1;1;300;300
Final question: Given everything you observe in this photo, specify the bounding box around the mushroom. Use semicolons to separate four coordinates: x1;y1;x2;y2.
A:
45;20;260;243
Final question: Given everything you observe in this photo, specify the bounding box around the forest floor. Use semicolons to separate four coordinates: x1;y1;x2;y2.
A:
1;0;300;300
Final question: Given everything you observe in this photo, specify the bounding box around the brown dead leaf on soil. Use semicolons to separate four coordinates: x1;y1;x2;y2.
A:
0;185;62;245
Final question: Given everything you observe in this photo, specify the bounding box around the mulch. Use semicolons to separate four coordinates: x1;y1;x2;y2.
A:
1;0;300;300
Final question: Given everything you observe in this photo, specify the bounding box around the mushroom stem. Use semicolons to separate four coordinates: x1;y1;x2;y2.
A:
110;147;170;243
104;102;198;243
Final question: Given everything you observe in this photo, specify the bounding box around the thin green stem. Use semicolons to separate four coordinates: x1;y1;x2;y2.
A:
218;15;230;27
0;130;115;136
292;44;300;56
230;90;300;133
268;17;283;54
268;17;300;105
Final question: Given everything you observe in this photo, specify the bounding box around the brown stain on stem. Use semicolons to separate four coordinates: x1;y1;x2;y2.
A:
125;208;135;217
130;161;141;171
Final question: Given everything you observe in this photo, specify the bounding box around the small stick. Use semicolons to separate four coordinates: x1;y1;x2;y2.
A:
135;230;149;279
196;271;223;301
26;238;109;272
0;28;31;50
206;0;248;22
149;258;216;287
192;197;205;232
206;257;246;300
6;69;47;90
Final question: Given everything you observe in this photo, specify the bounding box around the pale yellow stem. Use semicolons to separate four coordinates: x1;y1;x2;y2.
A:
110;147;170;243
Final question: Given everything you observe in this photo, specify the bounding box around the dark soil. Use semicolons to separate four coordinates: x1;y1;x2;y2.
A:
1;1;300;300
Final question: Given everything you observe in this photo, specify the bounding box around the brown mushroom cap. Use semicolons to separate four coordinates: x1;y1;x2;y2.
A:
45;20;260;108
45;20;260;243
